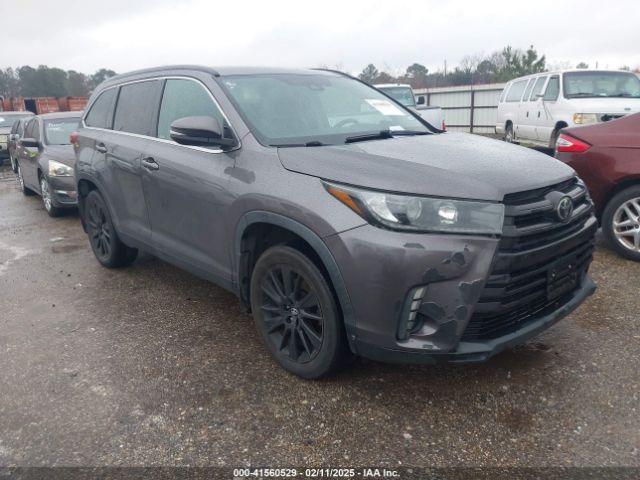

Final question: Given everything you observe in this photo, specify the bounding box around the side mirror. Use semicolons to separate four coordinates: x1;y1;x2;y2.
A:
20;138;40;148
417;96;425;105
169;116;237;149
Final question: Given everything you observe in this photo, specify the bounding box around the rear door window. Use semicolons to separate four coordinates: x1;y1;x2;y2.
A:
506;80;528;102
113;80;162;136
24;119;40;140
529;76;548;101
85;88;117;129
157;78;226;141
544;76;560;101
522;79;535;103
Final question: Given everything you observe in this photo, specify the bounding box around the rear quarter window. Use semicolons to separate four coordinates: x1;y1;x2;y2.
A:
113;80;162;136
85;88;117;129
506;80;528;102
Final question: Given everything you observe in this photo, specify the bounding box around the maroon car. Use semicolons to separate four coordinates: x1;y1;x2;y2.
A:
556;113;640;261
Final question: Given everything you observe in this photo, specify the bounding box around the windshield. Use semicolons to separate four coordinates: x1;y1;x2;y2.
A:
0;114;32;128
563;71;640;99
377;86;416;107
44;118;80;145
220;73;429;146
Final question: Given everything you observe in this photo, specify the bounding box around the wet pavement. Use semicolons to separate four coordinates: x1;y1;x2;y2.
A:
0;164;639;468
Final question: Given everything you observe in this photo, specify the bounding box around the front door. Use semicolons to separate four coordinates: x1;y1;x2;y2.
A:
141;77;235;283
18;118;42;190
536;75;561;143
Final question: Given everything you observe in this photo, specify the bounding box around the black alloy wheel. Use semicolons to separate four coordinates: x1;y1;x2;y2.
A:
250;246;349;378
84;190;138;267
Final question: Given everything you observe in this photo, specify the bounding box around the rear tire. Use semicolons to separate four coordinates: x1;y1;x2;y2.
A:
16;163;35;196
83;190;138;268
250;245;350;379
504;123;514;143
10;154;18;174
602;186;640;262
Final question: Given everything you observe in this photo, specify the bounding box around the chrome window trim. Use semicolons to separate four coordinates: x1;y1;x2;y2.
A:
81;75;241;155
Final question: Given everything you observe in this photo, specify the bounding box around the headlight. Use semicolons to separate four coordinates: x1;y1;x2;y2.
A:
573;113;598;125
48;160;73;177
324;182;505;234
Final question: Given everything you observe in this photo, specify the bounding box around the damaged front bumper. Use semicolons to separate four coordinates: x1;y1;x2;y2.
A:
356;277;595;364
324;216;596;364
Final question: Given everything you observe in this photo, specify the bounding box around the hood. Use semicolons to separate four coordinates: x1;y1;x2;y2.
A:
0;127;12;135
277;132;575;202
566;97;640;115
43;145;76;167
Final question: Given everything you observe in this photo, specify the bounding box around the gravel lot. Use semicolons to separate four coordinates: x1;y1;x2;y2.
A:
0;163;639;469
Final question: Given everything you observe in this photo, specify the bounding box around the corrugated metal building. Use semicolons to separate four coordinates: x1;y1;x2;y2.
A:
414;83;506;134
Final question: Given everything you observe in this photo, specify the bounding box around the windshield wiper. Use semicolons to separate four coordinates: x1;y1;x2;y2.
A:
270;140;327;147
345;129;429;144
610;93;640;98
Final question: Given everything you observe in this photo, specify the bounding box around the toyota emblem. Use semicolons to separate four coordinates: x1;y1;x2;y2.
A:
556;196;574;222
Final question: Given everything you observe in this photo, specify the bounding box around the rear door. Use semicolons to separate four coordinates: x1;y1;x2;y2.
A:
503;79;528;139
101;80;162;243
516;78;536;139
140;77;236;282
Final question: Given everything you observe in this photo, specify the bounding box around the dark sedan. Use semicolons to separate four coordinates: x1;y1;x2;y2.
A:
0;111;34;167
15;111;81;217
556;112;640;261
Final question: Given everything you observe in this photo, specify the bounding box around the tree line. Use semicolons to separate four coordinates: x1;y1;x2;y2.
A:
356;45;640;89
0;66;117;98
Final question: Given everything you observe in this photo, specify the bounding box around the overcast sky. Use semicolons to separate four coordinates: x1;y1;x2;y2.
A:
3;0;639;75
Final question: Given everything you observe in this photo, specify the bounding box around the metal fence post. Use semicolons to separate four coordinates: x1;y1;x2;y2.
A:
469;89;475;134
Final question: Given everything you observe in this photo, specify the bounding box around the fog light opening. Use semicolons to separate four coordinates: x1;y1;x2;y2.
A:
398;286;427;340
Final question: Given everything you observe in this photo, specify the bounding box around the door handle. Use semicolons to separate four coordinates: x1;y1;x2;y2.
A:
538;111;541;118
96;143;108;154
141;157;159;171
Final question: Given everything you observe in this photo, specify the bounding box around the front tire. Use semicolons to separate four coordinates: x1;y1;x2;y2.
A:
602;186;640;262
40;176;63;217
83;190;138;268
250;245;349;379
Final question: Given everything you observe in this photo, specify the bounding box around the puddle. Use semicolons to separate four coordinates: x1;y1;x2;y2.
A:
51;244;84;254
0;240;34;276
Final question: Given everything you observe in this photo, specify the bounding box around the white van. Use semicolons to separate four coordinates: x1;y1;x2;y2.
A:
496;70;640;148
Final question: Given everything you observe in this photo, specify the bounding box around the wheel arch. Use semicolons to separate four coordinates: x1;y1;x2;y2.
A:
76;174;120;234
599;176;640;219
234;211;357;352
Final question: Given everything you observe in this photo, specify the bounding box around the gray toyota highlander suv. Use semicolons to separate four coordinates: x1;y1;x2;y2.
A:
75;66;597;378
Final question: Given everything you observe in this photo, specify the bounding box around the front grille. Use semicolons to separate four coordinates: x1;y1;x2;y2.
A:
462;177;596;342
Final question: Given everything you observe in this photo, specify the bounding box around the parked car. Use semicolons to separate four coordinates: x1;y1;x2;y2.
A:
8;114;35;173
0;111;34;167
496;69;640;148
555;112;640;261
375;83;445;130
15;111;81;216
75;66;596;378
